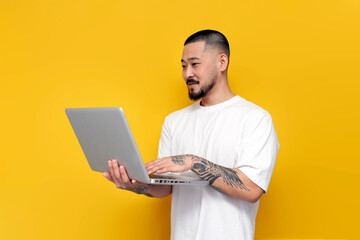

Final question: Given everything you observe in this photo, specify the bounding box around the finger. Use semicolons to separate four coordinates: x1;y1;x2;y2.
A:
147;165;161;174
108;160;117;179
148;160;173;174
146;159;166;173
146;158;160;164
155;166;171;173
108;160;115;178
145;163;160;174
153;160;183;174
145;163;153;173
112;160;121;179
145;158;162;169
148;164;167;174
102;172;114;183
109;159;122;187
148;166;165;174
146;165;154;174
119;165;130;184
131;179;146;187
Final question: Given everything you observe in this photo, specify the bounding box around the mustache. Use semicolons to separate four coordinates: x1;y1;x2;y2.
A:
186;79;199;85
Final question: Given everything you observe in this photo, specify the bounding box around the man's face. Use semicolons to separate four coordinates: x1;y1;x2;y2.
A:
181;41;219;100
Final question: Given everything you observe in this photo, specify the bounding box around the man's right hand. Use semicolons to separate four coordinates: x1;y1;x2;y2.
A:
103;159;153;197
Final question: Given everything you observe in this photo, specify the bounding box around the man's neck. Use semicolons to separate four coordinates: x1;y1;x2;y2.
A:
200;80;235;107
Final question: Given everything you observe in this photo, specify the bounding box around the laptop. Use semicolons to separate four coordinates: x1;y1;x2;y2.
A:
65;107;208;186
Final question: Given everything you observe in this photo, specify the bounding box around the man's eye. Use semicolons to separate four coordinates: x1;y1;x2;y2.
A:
192;63;199;66
182;65;186;69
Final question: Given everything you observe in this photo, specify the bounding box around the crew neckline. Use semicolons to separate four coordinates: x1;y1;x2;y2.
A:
197;95;243;110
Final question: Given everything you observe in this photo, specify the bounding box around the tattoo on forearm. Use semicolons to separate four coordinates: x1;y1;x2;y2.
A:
171;155;185;165
124;186;154;197
210;185;227;195
144;193;154;197
190;155;250;192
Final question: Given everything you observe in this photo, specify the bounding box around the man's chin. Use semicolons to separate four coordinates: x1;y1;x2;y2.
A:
188;90;203;101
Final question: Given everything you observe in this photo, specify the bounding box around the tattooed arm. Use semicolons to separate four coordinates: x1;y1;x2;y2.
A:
146;155;264;203
190;155;264;202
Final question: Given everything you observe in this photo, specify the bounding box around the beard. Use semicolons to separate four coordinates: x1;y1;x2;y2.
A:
188;69;217;101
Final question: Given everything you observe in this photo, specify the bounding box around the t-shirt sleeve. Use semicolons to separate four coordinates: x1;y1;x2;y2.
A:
236;110;279;193
157;116;172;159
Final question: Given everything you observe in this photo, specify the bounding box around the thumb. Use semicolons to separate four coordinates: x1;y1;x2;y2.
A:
102;172;114;182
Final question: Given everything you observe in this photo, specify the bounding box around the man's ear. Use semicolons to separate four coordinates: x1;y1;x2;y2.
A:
219;54;229;72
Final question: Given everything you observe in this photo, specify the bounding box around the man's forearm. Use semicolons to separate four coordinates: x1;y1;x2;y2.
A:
143;184;172;198
172;154;263;202
190;155;250;190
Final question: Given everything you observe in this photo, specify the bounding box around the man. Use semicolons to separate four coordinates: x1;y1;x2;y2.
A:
103;30;279;239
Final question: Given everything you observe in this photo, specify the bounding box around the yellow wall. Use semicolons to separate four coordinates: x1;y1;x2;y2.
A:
1;1;359;239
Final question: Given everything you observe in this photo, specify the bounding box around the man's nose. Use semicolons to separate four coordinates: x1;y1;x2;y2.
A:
184;67;194;80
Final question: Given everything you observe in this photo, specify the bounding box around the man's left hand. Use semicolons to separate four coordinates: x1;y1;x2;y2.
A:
145;155;192;174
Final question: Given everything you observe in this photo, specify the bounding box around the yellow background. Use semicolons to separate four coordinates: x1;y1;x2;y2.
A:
1;1;359;239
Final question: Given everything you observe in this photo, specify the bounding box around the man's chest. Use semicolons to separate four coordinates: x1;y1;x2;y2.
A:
169;113;245;167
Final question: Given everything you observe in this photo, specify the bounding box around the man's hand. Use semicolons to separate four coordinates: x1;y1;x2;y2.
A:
145;155;192;174
103;159;153;197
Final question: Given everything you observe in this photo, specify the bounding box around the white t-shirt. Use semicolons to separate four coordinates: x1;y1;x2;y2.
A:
157;95;279;240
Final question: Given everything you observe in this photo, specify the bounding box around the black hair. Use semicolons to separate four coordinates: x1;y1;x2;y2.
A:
184;30;230;59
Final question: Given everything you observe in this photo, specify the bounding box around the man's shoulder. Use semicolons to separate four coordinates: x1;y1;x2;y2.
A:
235;99;276;132
221;96;272;121
239;98;271;118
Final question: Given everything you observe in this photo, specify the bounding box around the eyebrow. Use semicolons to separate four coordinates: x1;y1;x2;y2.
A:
181;57;201;62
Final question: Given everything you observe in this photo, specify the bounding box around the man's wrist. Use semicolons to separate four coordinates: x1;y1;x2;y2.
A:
184;154;194;171
187;154;202;171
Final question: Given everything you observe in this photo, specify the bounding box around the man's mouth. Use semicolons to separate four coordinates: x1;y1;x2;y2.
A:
187;79;199;86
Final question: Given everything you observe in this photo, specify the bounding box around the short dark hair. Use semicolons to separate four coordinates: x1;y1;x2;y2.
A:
184;30;230;59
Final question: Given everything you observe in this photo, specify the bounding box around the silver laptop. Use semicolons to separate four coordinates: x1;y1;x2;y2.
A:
65;107;208;186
